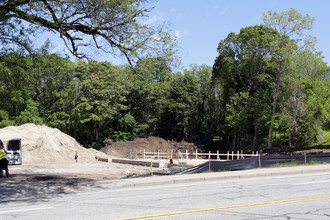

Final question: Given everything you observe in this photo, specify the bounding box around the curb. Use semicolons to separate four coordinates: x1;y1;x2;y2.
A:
108;164;330;189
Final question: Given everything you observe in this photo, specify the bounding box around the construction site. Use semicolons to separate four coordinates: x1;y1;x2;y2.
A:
1;123;330;197
0;123;209;195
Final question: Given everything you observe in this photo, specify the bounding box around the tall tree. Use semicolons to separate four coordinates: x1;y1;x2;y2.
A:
263;8;315;148
127;57;172;137
0;0;177;65
0;53;77;128
0;54;34;122
182;65;218;149
28;54;78;130
212;25;278;150
280;49;328;146
73;61;131;147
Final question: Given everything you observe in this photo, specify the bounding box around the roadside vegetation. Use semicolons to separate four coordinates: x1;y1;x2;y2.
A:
270;160;326;168
0;2;329;154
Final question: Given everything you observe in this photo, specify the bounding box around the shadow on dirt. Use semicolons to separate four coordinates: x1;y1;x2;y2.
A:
0;173;105;204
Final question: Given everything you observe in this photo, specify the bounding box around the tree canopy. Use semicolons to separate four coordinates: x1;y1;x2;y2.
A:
0;6;329;151
0;0;177;65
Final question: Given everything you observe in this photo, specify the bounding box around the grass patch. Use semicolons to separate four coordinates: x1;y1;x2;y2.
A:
270;160;300;168
217;168;228;172
270;159;326;168
308;160;321;165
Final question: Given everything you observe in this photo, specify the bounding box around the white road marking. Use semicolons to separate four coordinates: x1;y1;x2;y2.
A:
0;206;53;214
292;180;330;185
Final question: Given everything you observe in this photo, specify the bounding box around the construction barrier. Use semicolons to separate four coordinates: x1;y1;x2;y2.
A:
148;154;330;176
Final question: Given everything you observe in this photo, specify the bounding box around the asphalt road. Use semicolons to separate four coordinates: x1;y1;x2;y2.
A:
1;169;330;219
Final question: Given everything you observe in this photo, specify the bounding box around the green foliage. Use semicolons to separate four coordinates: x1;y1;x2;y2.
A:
72;61;131;146
213;25;278;150
262;8;317;148
319;130;330;145
270;160;300;167
1;0;179;66
308;160;321;165
127;57;173;137
16;99;43;125
112;113;139;142
0;110;14;127
217;168;228;172
0;7;328;153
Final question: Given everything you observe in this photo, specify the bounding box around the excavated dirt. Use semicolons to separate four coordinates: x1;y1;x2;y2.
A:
101;136;201;159
0;124;201;196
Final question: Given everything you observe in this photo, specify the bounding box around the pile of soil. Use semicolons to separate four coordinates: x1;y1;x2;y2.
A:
0;123;196;184
101;136;201;159
0;123;107;165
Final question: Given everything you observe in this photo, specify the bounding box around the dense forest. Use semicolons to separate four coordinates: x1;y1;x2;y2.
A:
1;1;329;152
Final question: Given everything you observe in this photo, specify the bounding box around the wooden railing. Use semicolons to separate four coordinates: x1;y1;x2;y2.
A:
143;149;258;161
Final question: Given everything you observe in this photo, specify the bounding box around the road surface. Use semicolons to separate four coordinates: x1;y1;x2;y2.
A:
1;169;330;219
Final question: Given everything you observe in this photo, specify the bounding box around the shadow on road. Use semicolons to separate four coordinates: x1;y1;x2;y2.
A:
0;173;105;204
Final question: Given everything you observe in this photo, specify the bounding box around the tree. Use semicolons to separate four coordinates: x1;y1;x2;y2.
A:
127;57;172;137
0;54;33;119
0;0;177;65
0;53;78;129
281;49;328;146
182;65;218;149
263;8;315;148
28;54;78;130
73;61;131;147
212;25;278;150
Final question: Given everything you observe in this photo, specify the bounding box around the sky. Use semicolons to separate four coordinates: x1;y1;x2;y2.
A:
44;0;330;70
145;0;330;69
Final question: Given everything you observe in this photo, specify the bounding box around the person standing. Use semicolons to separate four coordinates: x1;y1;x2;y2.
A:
75;151;78;163
0;147;9;178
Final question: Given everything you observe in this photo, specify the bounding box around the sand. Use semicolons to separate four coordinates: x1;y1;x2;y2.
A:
0;123;107;165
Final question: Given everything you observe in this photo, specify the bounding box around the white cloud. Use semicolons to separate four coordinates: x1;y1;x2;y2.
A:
174;31;181;38
219;6;230;15
173;29;188;39
142;13;164;25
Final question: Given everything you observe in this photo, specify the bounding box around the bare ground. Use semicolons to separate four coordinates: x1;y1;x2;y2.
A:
0;124;199;202
0;161;164;204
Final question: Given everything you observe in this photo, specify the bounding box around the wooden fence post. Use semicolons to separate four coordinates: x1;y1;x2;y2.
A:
208;155;211;172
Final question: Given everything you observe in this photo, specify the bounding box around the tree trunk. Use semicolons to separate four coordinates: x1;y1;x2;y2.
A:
253;123;257;150
268;69;283;148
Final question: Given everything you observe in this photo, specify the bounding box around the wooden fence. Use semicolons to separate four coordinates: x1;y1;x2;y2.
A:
143;149;258;161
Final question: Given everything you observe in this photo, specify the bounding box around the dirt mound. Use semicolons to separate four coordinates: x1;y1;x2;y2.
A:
0;123;107;165
101;136;201;159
